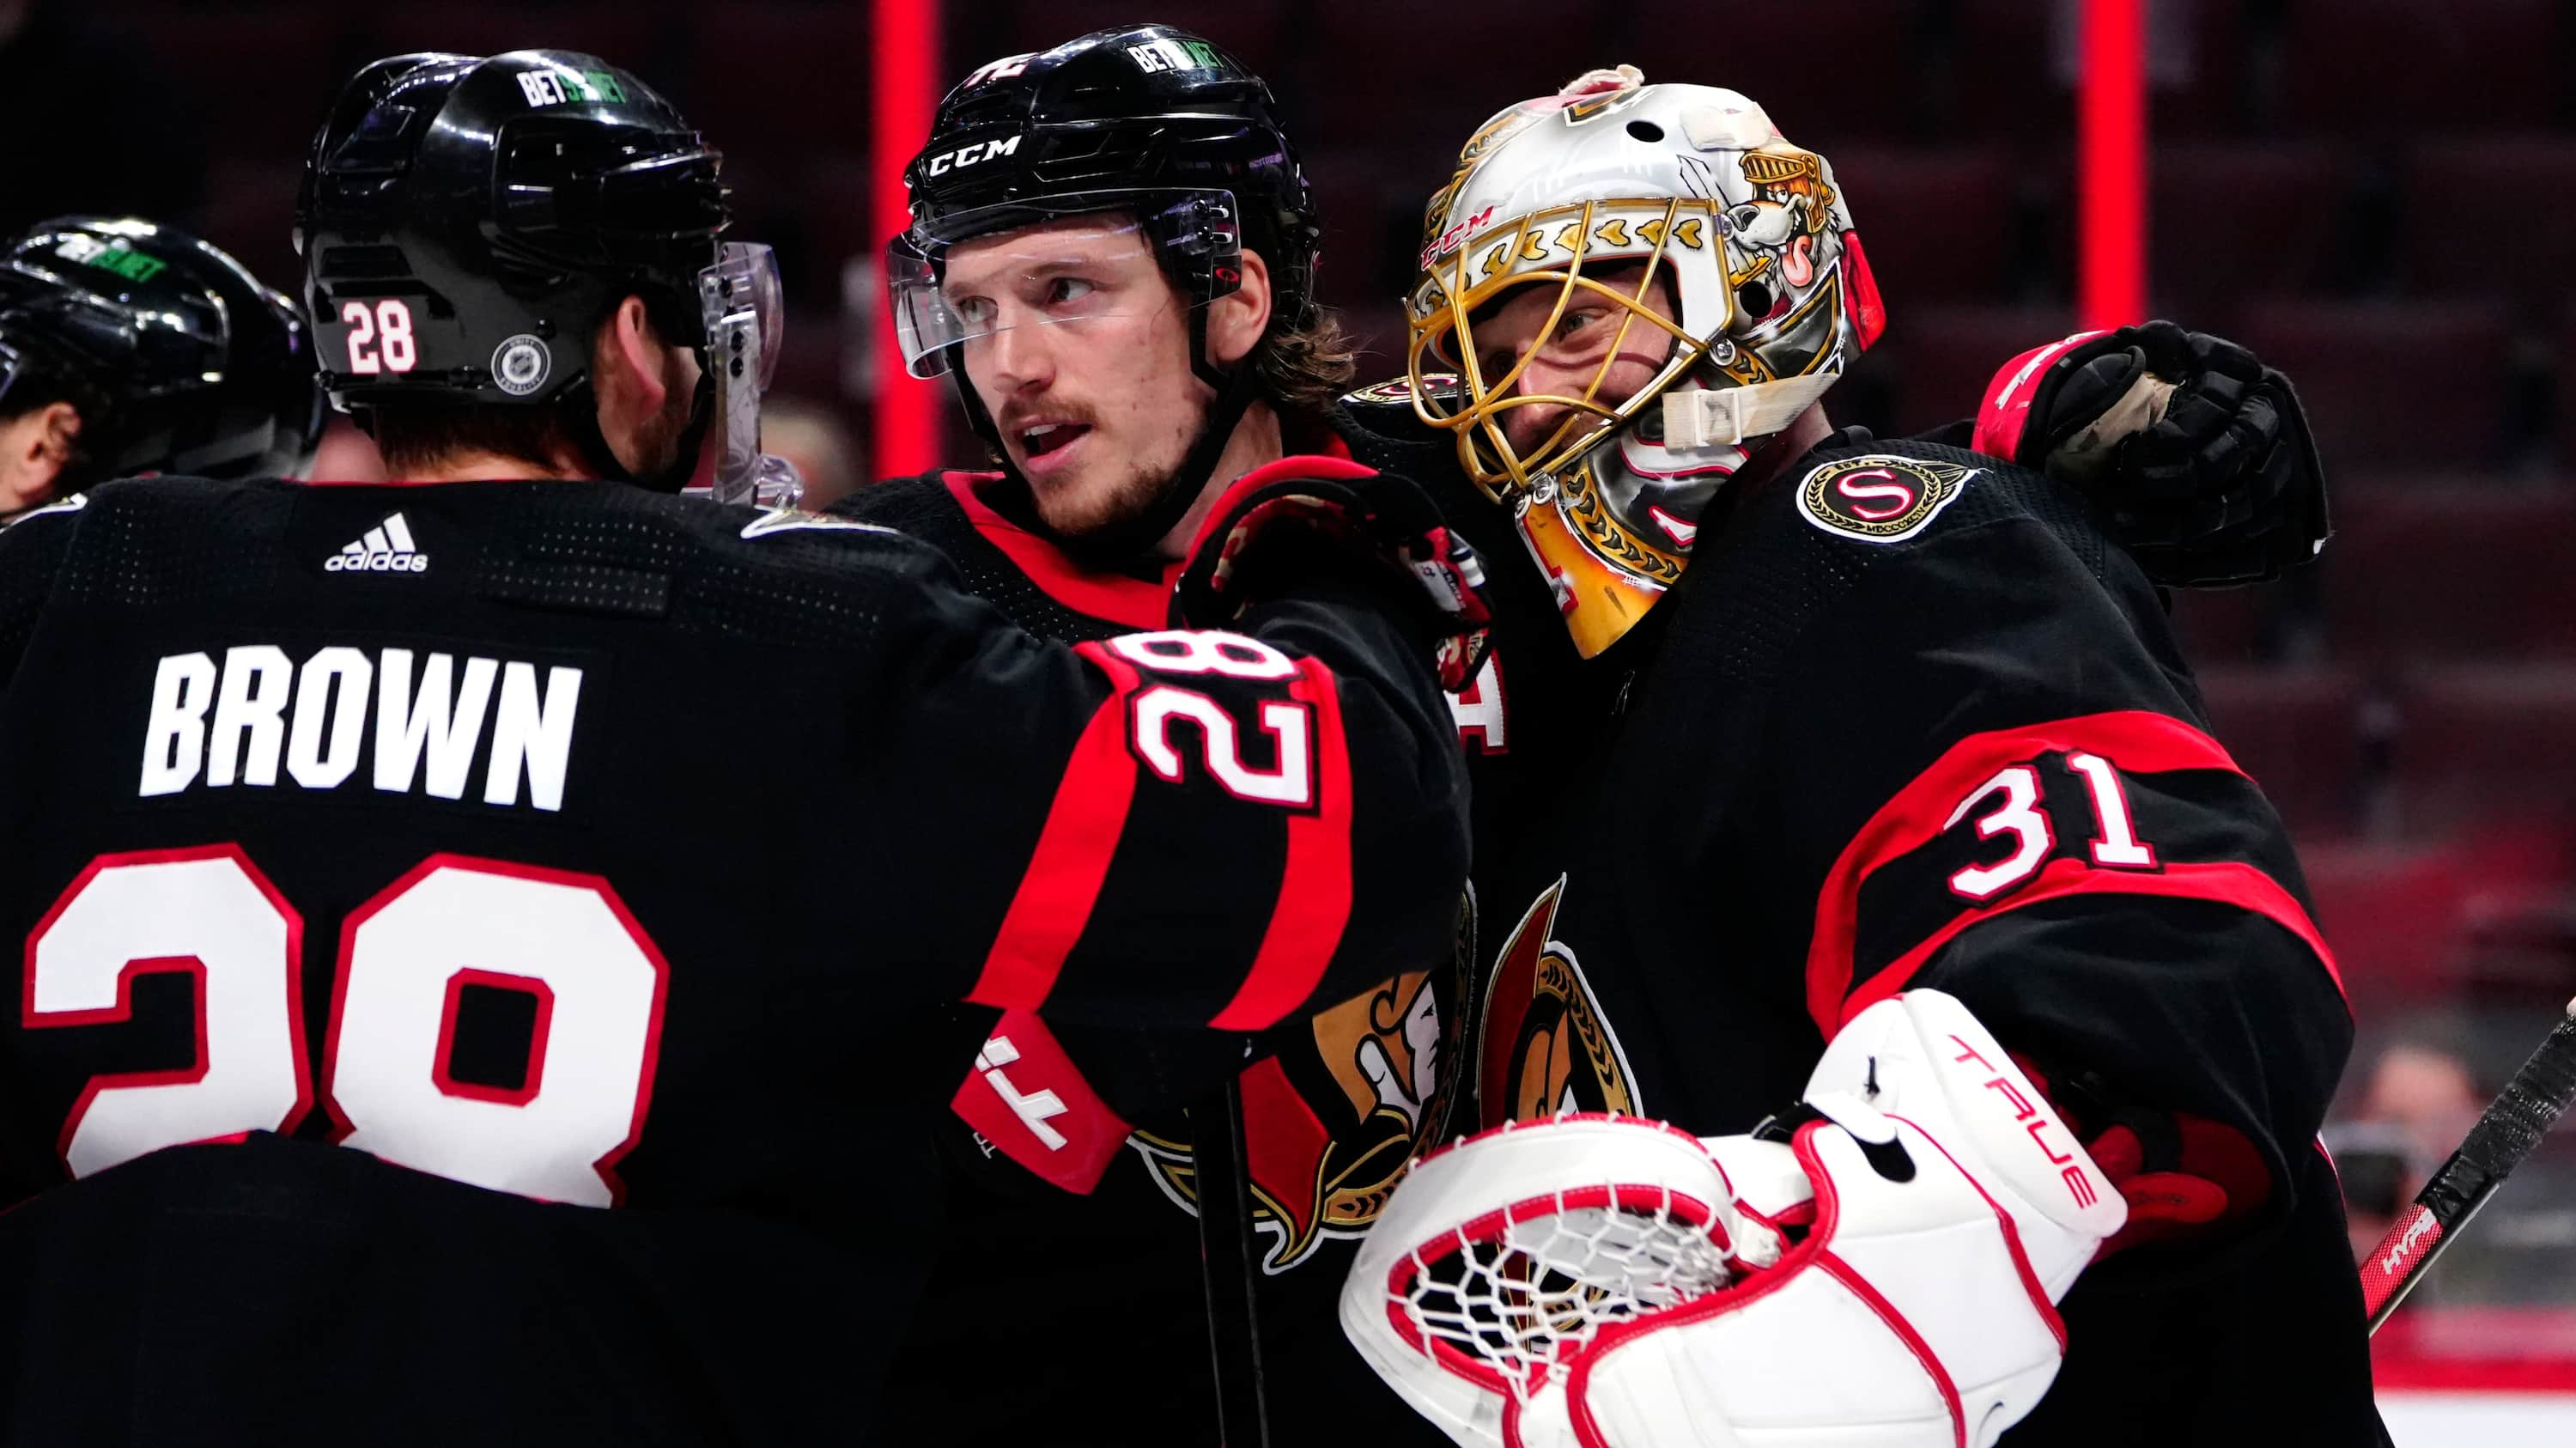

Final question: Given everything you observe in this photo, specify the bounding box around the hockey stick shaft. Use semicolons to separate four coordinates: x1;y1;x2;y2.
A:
2360;997;2576;1334
1194;1077;1270;1445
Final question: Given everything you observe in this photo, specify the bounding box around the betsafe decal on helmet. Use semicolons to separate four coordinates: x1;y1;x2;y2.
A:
0;216;323;484
884;23;1322;557
295;50;793;499
1408;68;1886;656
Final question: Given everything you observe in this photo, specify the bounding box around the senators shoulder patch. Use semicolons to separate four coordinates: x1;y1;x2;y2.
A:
1793;453;1981;545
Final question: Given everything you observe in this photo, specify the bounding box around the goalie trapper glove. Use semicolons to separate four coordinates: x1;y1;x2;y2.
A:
1174;454;1495;691
1978;321;2331;587
1343;989;2125;1448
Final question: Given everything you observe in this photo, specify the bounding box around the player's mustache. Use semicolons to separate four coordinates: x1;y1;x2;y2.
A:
996;400;1101;441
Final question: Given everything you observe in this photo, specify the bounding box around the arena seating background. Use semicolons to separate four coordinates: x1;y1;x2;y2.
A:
49;0;2576;1423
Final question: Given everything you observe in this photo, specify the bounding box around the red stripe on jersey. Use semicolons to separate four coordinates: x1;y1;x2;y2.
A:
1806;709;2334;1034
945;472;1172;630
967;645;1147;1009
1840;856;2343;1029
1209;655;1356;1031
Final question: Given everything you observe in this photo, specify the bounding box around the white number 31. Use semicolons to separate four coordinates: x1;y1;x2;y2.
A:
1945;751;2158;901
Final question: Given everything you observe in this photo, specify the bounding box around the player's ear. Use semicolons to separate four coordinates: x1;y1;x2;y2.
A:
36;401;80;466
0;400;75;510
1207;246;1273;370
595;295;672;421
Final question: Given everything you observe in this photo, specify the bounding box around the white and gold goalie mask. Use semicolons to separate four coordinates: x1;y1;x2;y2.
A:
1408;70;1886;656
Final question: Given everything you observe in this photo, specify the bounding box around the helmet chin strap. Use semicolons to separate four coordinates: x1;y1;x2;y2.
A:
1659;374;1839;452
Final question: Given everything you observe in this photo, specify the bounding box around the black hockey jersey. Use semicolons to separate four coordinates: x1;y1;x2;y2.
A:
0;477;1469;1445
833;395;2382;1445
833;465;1473;1448
1356;412;2385;1445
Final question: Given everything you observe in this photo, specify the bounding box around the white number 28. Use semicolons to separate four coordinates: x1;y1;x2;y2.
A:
23;848;665;1207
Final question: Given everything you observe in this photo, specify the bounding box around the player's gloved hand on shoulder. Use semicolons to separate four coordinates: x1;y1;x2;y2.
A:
1343;989;2126;1448
1172;454;1495;691
1977;321;2330;588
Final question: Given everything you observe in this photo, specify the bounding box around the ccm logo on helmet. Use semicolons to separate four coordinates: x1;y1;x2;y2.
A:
925;135;1024;177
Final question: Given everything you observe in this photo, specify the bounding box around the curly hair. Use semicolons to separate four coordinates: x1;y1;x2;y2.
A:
1251;304;1362;417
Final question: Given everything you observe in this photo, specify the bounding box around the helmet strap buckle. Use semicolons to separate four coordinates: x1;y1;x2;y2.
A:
1661;373;1838;450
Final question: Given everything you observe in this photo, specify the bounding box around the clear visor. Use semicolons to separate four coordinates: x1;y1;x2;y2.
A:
886;189;1240;379
697;241;801;507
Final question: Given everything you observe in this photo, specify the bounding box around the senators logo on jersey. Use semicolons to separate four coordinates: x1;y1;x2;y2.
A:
1478;876;1638;1128
1794;453;1980;545
1130;889;1473;1272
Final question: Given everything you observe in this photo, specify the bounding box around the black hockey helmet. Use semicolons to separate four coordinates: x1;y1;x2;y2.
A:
887;25;1323;557
0;216;323;487
295;51;763;487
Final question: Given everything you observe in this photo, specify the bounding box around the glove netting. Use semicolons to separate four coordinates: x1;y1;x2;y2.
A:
1385;1181;1734;1403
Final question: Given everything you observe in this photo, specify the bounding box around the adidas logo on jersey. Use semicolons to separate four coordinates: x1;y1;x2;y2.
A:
325;512;428;574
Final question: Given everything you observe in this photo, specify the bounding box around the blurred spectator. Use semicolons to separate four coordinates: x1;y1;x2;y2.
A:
2330;1041;2484;1269
2362;1042;2485;1169
762;396;862;511
2325;1118;2415;1267
0;0;205;235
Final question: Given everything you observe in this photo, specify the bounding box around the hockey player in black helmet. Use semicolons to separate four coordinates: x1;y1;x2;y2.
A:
877;23;1352;561
0;216;321;518
0;48;1486;1445
296;50;783;499
846;31;2336;1448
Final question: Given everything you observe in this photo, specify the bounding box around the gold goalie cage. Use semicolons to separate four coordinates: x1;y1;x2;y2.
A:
1406;196;1734;503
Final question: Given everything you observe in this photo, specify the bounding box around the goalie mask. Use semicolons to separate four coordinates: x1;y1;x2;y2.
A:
1408;72;1885;656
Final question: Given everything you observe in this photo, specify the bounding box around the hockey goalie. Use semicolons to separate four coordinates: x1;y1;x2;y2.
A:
1338;65;2380;1448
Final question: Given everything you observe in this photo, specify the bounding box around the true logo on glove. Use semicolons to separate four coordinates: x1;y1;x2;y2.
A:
1951;1034;2099;1210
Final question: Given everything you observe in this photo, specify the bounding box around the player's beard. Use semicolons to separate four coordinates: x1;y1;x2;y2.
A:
621;348;702;481
1020;399;1198;541
1029;451;1174;538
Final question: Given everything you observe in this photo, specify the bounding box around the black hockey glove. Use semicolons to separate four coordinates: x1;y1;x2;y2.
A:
1172;455;1494;691
1976;321;2331;588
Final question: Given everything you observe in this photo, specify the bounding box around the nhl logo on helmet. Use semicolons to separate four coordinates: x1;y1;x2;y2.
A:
491;335;551;398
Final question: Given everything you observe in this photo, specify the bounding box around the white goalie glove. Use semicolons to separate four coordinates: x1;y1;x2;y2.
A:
1341;990;2129;1448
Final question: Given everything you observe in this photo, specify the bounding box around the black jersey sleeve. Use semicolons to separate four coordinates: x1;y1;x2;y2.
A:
837;523;1469;1037
1765;498;2348;1254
